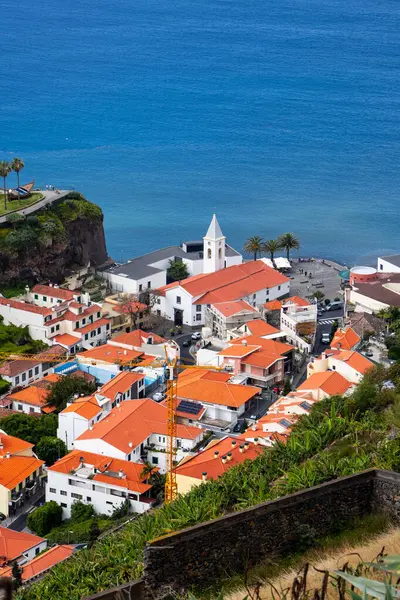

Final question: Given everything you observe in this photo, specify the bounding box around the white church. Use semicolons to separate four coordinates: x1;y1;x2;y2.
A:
102;215;243;295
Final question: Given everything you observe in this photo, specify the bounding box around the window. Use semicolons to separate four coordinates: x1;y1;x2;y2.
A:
15;376;19;385
56;324;60;331
86;496;91;501
139;284;143;292
22;373;26;382
34;294;38;300
156;310;161;316
71;493;82;500
34;366;39;375
60;490;67;496
43;296;47;302
82;318;86;325
85;333;89;341
97;327;101;335
196;305;201;312
278;285;281;291
90;330;96;338
61;503;67;508
35;547;40;555
218;248;222;259
106;501;113;505
196;314;201;321
152;456;159;465
77;296;81;303
147;281;151;289
176;296;181;304
18;404;23;411
50;327;54;334
106;323;110;330
157;298;160;304
49;488;56;493
207;248;211;259
97;312;100;318
30;407;34;413
28;369;33;378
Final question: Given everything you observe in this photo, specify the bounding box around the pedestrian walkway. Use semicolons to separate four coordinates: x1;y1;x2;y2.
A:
319;318;338;325
0;189;71;224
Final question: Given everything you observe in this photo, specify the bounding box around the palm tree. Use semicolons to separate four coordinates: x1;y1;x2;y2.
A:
243;236;264;261
11;157;24;204
263;239;281;266
0;161;11;211
278;232;300;261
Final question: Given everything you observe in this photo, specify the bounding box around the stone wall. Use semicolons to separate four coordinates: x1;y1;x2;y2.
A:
85;469;400;600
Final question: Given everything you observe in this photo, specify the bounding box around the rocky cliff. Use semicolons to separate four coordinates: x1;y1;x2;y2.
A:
0;193;109;285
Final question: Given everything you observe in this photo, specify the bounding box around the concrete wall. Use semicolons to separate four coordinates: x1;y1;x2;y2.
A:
377;257;400;274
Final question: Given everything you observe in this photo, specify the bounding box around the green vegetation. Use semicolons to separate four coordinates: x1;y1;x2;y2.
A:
27;501;63;536
0;193;44;217
0;318;46;354
167;259;190;282
35;436;67;466
243;233;300;262
17;361;400;600
378;307;400;360
46;516;113;545
243;236;264;260
0;281;27;298
0;413;58;445
46;373;97;411
277;232;300;261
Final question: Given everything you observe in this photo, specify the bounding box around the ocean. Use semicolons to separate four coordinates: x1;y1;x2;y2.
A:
1;0;399;266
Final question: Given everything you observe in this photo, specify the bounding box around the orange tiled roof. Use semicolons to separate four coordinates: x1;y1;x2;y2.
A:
61;396;101;420
75;318;110;335
176;436;263;480
230;335;294;354
0;297;52;316
0;433;33;457
334;350;374;375
297;371;352;396
0;544;75;581
218;344;261;358
0;527;45;563
49;450;154;495
53;333;80;347
7;386;51;407
0;455;44;490
158;261;289;304
75;400;202;453
77;344;143;365
112;329;167;347
32;285;75;301
245;319;280;337
331;327;361;351
99;371;145;399
177;377;260;408
264;295;309;311
212;300;257;318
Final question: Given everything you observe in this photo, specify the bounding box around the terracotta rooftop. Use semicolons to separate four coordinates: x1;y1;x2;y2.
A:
111;329;167;348
0;455;44;490
99;371;145;399
177;376;260;408
331;327;361;351
75;318;110;335
53;333;81;347
61;396;101;420
0;297;52;316
264;295;309;311
212;300;257;318
0;527;45;564
77;344;143;365
334;350;374;375
244;319;281;337
7;385;52;408
0;433;33;457
217;344;261;358
298;371;353;396
32;284;76;301
75;400;202;453
176;436;263;480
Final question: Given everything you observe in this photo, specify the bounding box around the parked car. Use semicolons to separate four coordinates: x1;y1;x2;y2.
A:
191;332;201;340
325;301;343;312
233;421;242;433
364;349;374;357
321;332;330;344
0;513;6;522
153;392;165;402
182;339;191;347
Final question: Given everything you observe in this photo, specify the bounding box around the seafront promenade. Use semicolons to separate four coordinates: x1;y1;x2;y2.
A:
0;189;70;224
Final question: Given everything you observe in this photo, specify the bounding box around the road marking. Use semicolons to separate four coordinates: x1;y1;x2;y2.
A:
319;319;337;325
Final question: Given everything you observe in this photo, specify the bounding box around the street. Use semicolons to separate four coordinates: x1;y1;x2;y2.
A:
314;308;344;355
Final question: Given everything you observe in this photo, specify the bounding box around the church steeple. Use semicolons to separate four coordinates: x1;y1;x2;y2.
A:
203;214;226;273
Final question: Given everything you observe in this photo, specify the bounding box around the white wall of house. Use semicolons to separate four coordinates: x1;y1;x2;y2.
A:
57;411;103;450
146;431;202;473
19;540;48;564
377;257;400;274
12;400;42;415
328;357;364;384
349;289;389;313
73;438;126;459
46;470;151;520
2;362;51;389
196;348;220;367
0;304;49;342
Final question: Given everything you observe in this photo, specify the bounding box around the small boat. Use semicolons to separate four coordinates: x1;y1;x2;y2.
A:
8;181;35;200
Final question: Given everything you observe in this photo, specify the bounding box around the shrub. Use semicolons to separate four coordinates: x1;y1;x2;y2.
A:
46;374;97;411
71;501;94;523
5;227;38;252
0;413;58;445
27;501;62;536
35;436;67;466
45;517;111;545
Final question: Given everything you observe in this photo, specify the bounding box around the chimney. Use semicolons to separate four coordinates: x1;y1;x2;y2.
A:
239;444;245;453
241;339;247;346
252;425;257;431
227;452;232;461
124;350;127;355
129;442;133;448
202;472;207;482
5;452;10;459
254;437;259;445
221;455;227;464
321;352;326;360
119;470;125;479
337;342;342;350
89;425;93;430
231;440;237;448
244;441;250;450
214;450;219;459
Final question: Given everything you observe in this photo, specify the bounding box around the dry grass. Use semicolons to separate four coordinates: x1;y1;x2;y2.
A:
228;528;400;600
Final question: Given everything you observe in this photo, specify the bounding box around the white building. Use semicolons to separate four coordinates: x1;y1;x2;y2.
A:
0;527;47;566
307;349;374;384
102;215;243;295
72;399;204;473
280;298;317;353
47;450;155;518
205;300;259;340
377;254;400;274
156;260;290;328
57;371;146;449
0;346;66;389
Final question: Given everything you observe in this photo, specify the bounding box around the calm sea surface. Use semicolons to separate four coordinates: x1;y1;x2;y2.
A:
1;0;399;266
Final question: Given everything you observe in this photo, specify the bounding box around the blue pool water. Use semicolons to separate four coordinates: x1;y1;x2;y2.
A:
1;0;399;266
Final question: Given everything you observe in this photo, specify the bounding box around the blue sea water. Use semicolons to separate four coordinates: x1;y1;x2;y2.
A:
0;0;399;266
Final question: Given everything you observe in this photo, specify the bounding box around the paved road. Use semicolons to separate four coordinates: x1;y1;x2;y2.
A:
314;308;344;355
0;189;71;224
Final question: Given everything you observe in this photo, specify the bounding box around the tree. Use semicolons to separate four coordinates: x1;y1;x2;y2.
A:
0;161;11;210
35;436;67;466
120;295;146;330
5;227;39;253
263;239;281;266
6;212;25;229
12;560;23;589
46;373;97;411
27;501;62;536
243;236;264;261
330;320;338;342
71;500;94;523
10;158;24;204
278;232;300;261
0;413;58;445
167;259;189;282
283;377;291;396
88;518;101;546
311;290;325;302
111;499;130;519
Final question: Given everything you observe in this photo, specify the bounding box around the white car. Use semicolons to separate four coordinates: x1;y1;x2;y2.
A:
153;392;165;402
321;333;330;344
191;332;201;340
